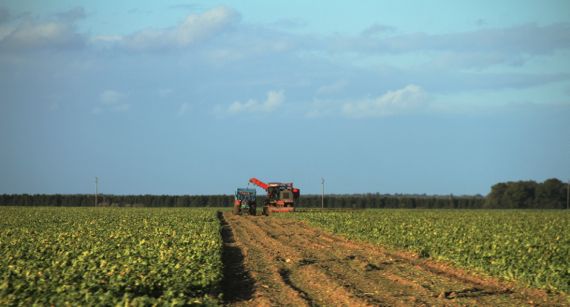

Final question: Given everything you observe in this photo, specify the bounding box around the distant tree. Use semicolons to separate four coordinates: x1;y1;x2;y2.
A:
486;182;508;208
535;178;565;209
504;181;537;208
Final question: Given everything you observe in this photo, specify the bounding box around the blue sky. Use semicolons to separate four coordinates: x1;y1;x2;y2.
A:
0;1;569;195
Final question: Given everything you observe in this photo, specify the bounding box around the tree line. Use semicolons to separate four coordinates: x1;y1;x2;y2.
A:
0;193;484;209
0;178;566;209
0;194;232;208
485;178;568;209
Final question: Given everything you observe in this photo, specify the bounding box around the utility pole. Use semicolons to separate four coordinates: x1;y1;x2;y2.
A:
321;177;325;209
95;177;99;206
567;179;569;210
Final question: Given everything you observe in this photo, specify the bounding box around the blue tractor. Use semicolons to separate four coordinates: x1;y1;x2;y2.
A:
233;188;257;215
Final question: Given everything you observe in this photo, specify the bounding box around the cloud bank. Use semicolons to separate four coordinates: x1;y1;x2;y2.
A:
119;6;239;51
225;90;285;114
93;90;129;113
1;5;569;120
342;85;428;117
0;20;84;51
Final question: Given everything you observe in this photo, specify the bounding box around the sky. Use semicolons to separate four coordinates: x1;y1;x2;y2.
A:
0;1;569;196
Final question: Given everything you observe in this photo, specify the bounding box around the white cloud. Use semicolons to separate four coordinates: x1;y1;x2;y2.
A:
100;90;125;104
0;7;86;51
342;85;428;117
121;6;239;51
97;90;129;112
0;20;84;51
225;90;284;114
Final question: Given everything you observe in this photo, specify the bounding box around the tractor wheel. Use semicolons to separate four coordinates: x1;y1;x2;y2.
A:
233;205;241;215
249;203;257;216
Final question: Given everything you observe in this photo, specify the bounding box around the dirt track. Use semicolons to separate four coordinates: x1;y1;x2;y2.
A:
219;212;567;306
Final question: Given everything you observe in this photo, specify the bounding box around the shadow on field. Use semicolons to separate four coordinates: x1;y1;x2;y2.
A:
217;211;254;304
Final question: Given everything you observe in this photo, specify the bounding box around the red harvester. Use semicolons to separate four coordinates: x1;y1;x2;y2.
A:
249;177;300;215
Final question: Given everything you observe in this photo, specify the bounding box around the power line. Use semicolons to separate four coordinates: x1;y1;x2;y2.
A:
321;177;325;209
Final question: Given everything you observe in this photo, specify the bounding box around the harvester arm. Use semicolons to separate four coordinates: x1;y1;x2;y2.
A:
249;177;269;190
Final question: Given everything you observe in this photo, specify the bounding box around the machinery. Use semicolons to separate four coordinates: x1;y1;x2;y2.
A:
249;177;300;215
233;188;257;215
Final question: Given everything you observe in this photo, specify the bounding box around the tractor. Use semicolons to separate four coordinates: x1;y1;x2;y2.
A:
249;177;300;215
233;188;257;215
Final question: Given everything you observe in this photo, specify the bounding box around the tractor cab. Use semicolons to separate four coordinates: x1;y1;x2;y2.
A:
264;183;300;214
233;188;257;215
267;183;298;204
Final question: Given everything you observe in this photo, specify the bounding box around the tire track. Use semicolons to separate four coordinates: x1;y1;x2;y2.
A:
227;214;308;306
227;213;369;306
255;217;513;305
222;212;569;306
218;212;254;304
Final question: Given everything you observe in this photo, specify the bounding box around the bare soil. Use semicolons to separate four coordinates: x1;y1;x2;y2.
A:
219;212;569;306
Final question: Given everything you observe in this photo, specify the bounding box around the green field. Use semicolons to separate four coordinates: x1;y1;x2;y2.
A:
0;207;222;305
1;207;568;304
284;209;570;292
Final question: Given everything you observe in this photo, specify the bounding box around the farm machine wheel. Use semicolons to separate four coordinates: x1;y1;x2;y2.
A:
249;203;257;216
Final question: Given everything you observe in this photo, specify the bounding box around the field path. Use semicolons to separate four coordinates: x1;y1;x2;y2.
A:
219;212;567;306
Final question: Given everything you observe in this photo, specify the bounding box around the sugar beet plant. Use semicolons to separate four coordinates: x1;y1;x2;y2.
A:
0;207;222;305
287;210;570;293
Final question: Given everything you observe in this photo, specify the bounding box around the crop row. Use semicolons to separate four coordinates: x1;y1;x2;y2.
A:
285;209;570;293
0;207;222;305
